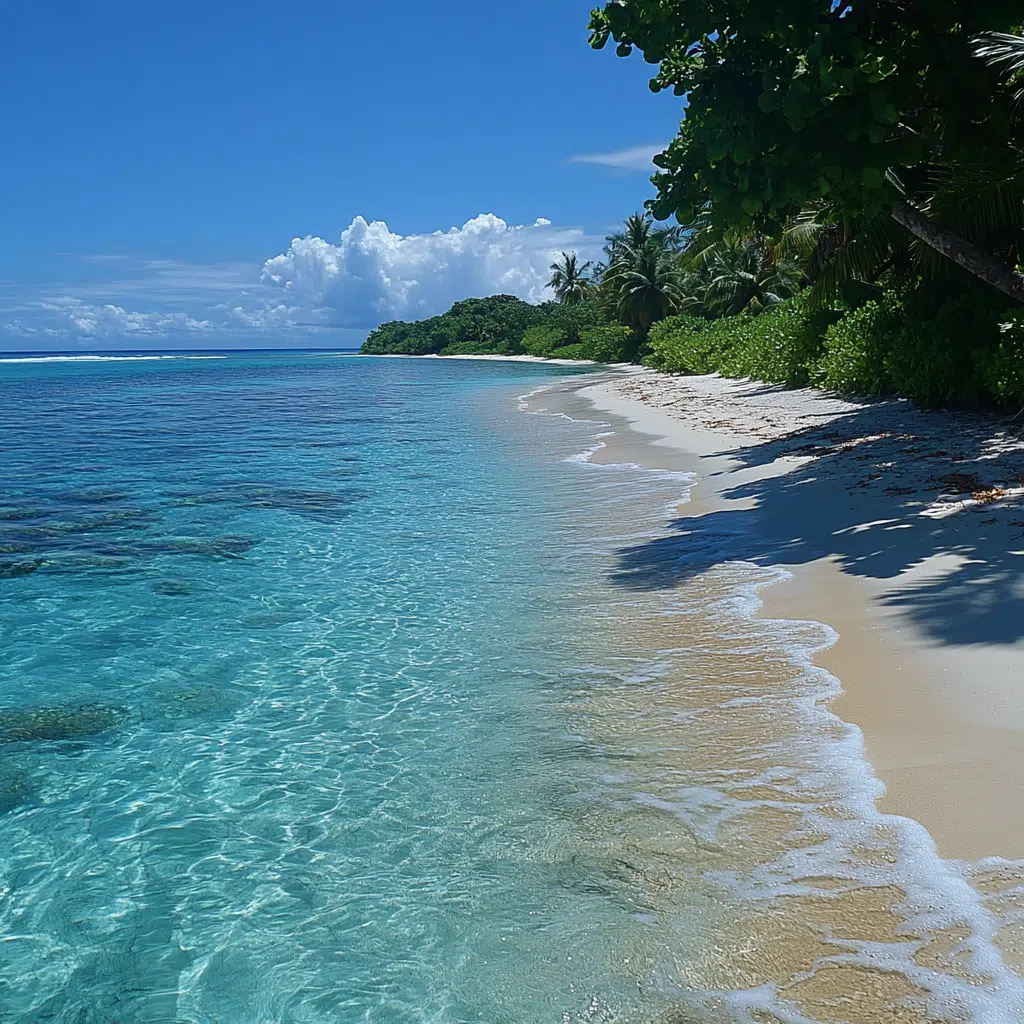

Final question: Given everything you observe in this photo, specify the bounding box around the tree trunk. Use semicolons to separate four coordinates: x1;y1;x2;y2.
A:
890;199;1024;305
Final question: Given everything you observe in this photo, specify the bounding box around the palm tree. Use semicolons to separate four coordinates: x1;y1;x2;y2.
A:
973;32;1024;103
548;252;593;305
699;237;804;315
597;213;690;336
604;212;683;265
603;239;687;335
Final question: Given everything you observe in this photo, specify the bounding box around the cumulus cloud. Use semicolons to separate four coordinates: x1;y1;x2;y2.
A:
40;299;215;337
569;143;667;171
260;214;592;328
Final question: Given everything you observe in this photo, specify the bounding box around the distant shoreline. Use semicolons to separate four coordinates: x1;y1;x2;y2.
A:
360;352;603;366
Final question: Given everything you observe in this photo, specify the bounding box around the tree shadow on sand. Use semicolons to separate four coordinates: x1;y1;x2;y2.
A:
609;401;1024;646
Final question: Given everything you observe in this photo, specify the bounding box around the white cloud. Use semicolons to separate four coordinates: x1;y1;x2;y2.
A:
227;302;300;328
260;214;593;328
40;299;215;337
569;144;667;171
5;215;602;346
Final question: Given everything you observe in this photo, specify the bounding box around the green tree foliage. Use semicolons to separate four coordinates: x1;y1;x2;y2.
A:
538;297;607;341
520;306;634;360
600;213;687;337
361;295;547;356
548;252;594;305
589;0;1024;302
682;235;805;316
604;241;687;335
974;31;1024;103
647;290;1024;407
520;325;567;357
579;325;633;362
605;212;683;262
647;299;835;386
360;296;625;361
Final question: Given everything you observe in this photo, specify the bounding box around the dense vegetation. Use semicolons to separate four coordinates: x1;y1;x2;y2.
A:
360;293;634;362
360;295;546;357
585;1;1024;407
364;8;1024;406
647;291;1024;406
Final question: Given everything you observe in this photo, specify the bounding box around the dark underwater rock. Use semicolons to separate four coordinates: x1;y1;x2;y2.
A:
0;541;38;554
0;703;129;745
0;508;48;522
55;554;135;574
0;770;34;815
0;560;41;579
205;534;259;557
143;534;259;559
169;484;360;521
239;486;360;519
3;509;157;543
152;579;193;597
61;488;130;504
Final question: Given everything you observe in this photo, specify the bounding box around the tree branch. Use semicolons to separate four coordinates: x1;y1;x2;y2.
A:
890;199;1024;304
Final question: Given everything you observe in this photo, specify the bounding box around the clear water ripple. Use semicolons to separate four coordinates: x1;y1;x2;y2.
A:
0;354;682;1023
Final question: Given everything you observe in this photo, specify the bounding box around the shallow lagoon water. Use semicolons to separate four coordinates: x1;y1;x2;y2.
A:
3;353;1024;1024
0;354;707;1023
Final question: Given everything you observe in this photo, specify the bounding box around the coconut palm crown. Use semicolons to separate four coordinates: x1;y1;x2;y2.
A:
603;240;687;334
547;252;593;305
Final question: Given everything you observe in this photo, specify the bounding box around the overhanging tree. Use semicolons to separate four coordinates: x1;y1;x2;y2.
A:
589;1;1024;303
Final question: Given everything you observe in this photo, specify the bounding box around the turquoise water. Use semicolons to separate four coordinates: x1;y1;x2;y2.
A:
0;354;693;1024
15;354;1024;1024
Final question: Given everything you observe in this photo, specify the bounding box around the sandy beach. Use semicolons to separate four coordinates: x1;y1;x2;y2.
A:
569;367;1024;863
363;353;604;366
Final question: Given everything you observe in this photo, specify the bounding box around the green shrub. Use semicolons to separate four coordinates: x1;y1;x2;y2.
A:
538;299;608;343
719;301;833;387
815;289;1016;406
439;337;516;356
646;314;724;373
977;314;1024;408
521;321;629;362
646;300;831;385
547;342;587;360
883;302;987;407
814;294;902;394
579;325;633;362
521;325;567;357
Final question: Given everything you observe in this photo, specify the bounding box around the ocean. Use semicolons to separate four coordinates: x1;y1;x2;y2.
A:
0;352;1022;1024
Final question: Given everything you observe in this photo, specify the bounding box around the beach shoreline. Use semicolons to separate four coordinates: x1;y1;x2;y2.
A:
557;367;1024;863
361;353;608;366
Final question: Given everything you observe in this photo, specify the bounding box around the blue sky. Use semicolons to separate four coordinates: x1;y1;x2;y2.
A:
1;1;682;349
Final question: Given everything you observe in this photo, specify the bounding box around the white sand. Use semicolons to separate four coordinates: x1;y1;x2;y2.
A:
579;367;1024;860
362;353;604;366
